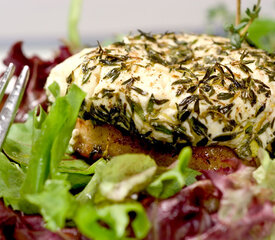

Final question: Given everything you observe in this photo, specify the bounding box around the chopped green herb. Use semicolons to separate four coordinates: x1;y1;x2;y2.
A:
217;92;235;100
213;133;237;141
103;67;121;82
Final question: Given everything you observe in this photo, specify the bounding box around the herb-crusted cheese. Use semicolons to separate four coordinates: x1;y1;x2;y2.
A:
46;32;275;159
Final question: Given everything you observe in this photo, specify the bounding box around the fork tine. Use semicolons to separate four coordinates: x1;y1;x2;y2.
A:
0;66;30;149
0;63;15;102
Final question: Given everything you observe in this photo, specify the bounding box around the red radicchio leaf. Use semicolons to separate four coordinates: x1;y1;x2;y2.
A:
0;200;88;240
2;41;72;122
143;180;221;240
187;200;275;240
143;160;275;240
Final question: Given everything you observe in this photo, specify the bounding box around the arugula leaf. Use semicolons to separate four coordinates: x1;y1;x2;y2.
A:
146;147;200;199
0;153;25;210
75;202;151;240
21;84;85;195
77;154;157;203
26;179;76;231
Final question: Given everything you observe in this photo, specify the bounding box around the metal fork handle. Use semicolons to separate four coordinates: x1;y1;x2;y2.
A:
0;66;30;149
0;63;15;102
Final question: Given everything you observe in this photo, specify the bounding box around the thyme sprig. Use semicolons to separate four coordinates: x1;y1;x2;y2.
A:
226;0;261;49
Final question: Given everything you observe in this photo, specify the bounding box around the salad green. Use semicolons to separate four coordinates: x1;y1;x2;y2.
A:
75;202;151;240
1;0;275;239
253;148;275;201
26;179;76;231
0;82;199;238
146;147;200;199
0;152;25;210
21;83;86;196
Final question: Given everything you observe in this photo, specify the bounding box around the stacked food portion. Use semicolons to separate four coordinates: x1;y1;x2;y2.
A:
1;31;275;240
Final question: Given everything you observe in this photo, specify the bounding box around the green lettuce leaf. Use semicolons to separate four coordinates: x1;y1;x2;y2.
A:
3;89;93;177
253;148;275;200
21;84;85;195
146;147;200;199
59;158;95;175
26;179;76;231
77;154;157;203
47;81;60;99
49;84;86;178
60;158;106;190
60;158;105;190
98;154;156;202
66;173;92;190
75;202;150;240
76;159;107;203
0;152;25;210
3;110;38;166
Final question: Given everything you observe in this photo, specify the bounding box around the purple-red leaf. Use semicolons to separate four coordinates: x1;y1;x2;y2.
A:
0;201;88;240
2;41;72;122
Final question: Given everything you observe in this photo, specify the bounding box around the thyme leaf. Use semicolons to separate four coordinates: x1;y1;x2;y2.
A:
255;103;266;117
217;92;235;100
103;68;121;82
146;94;169;113
179;95;198;108
131;86;148;96
138;29;156;42
190;117;208;137
257;122;270;135
213;133;237;142
152;124;173;135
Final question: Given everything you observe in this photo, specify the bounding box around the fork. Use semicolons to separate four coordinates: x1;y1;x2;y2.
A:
0;63;30;150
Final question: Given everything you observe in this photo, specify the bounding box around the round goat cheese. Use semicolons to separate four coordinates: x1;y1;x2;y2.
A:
46;32;275;159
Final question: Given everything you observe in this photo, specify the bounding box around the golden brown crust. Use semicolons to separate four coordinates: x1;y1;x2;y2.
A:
72;118;256;170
